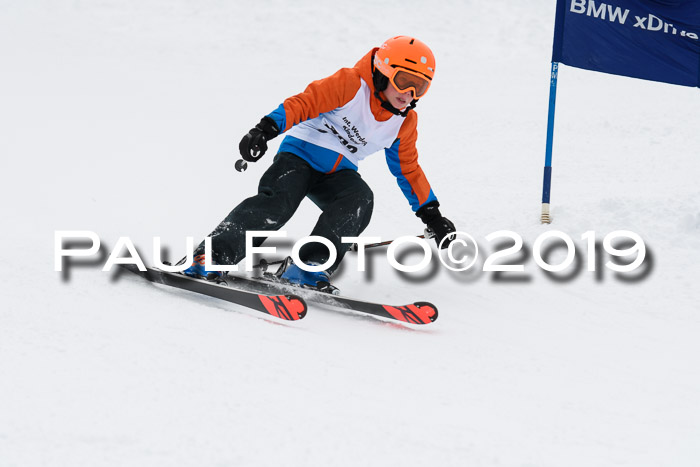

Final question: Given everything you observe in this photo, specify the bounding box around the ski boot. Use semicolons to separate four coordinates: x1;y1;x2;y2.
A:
278;259;340;295
182;254;227;284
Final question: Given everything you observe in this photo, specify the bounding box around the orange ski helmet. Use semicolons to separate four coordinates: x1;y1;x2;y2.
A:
373;36;435;98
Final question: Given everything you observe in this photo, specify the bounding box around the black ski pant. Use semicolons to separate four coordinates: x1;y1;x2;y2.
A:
196;152;374;273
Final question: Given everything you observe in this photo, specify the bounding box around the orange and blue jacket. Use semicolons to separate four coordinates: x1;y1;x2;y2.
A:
265;48;437;212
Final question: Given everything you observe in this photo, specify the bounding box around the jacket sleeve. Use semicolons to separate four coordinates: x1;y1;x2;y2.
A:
384;112;438;212
266;68;362;133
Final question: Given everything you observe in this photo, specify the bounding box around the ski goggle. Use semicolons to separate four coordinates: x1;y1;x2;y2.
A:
388;67;432;98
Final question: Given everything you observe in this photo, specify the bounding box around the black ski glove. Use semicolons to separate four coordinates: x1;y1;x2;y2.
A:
416;201;456;249
239;116;280;162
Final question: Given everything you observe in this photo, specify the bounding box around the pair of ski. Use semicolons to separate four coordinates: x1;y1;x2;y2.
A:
120;264;438;325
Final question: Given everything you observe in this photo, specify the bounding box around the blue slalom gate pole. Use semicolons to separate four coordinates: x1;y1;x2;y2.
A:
541;62;559;224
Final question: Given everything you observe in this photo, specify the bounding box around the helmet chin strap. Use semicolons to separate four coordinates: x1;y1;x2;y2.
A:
373;90;417;117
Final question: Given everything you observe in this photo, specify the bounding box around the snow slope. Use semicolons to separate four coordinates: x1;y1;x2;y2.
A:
1;1;699;466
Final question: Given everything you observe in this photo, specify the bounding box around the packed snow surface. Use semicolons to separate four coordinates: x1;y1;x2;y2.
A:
1;1;699;466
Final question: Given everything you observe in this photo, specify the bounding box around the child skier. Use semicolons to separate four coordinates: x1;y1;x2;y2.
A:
183;36;457;292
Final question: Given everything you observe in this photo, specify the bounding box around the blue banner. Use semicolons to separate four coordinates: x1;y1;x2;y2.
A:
553;0;700;87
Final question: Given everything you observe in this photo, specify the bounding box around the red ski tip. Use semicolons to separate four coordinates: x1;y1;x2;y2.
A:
259;294;308;321
415;302;438;322
382;302;438;324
